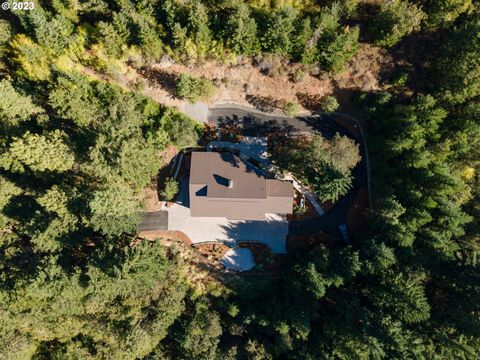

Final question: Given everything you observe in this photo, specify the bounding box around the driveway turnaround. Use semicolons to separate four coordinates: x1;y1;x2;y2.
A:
167;203;288;253
137;210;168;231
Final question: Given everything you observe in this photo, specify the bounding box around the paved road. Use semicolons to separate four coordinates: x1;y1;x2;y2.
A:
137;210;168;231
208;106;340;139
208;105;368;238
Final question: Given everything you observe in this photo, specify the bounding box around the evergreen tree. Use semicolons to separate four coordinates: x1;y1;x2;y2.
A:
423;0;475;28
369;0;425;47
318;26;359;72
0;241;189;358
262;7;298;55
187;0;213;59
10;34;51;80
0;130;75;173
433;20;480;104
48;72;102;127
0;80;42;126
224;3;260;55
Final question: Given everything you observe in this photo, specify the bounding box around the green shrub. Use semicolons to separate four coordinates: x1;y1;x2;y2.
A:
321;96;339;113
292;68;306;83
284;101;299;116
176;73;216;103
161;177;179;201
294;203;307;216
391;72;409;87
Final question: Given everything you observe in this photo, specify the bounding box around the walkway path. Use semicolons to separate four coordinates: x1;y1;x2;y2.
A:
284;175;325;216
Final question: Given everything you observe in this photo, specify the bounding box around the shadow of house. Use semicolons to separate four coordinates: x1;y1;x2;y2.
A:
176;175;191;207
218;219;288;254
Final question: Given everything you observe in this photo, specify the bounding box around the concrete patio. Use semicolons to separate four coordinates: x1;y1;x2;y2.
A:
220;248;256;272
167;203;288;253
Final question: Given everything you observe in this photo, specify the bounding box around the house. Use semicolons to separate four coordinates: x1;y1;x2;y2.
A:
189;152;293;220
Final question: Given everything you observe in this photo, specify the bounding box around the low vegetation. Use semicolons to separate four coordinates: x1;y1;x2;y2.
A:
321;95;339;113
176;73;216;103
283;100;299;116
162;177;179;201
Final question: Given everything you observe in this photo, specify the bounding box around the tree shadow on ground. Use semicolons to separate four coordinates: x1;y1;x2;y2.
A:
295;115;342;140
388;31;438;93
137;68;179;98
216;114;297;136
296;92;323;112
217;152;263;176
246;94;283;113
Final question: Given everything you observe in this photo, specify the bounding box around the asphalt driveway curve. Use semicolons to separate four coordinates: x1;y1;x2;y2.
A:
208;104;368;238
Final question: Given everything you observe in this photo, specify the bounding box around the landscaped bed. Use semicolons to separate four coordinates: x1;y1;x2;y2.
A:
238;242;287;273
194;242;231;262
268;131;361;210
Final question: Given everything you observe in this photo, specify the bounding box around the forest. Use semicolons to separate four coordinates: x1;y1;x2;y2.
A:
0;0;479;359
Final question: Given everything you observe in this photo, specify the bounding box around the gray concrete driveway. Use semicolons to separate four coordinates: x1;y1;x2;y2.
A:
167;175;288;253
183;102;208;123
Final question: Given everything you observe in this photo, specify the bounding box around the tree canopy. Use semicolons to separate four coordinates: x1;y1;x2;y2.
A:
0;0;479;359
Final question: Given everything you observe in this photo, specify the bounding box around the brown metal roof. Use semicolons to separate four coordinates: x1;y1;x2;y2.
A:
266;179;294;197
190;152;266;199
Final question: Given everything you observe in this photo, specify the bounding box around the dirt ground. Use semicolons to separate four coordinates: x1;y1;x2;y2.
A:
138;230;192;246
142;44;390;113
84;43;391;115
